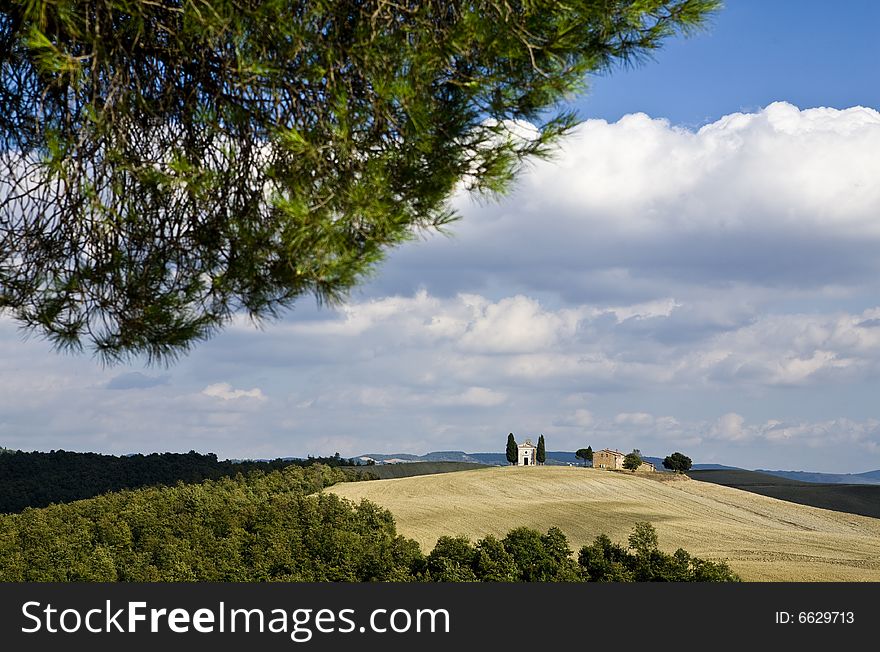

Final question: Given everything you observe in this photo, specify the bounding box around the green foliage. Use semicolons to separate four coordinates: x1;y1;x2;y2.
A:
0;0;720;362
578;522;740;582
663;452;693;473
472;535;519;581
623;450;642;471
536;434;546;465
501;527;582;581
426;536;479;581
423;526;581;581
506;433;518;465
575;446;592;466
629;521;659;556
425;523;739;582
577;533;634;581
0;449;369;514
0;464;422;581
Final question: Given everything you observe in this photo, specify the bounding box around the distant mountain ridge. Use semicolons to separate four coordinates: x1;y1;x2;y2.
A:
361;450;581;466
358;450;880;483
755;469;880;485
360;450;736;469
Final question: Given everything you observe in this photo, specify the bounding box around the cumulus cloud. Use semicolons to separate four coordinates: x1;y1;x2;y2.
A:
708;412;749;441
261;291;880;390
369;102;880;302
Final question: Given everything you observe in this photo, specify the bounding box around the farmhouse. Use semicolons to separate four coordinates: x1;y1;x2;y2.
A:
517;439;537;466
593;448;625;470
593;449;655;472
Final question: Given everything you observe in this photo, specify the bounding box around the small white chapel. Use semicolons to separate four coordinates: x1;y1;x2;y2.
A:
517;438;537;466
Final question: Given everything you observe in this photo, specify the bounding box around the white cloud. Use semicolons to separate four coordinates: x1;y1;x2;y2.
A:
604;299;681;323
528;102;880;234
222;289;880;394
370;102;880;305
615;412;655;426
455;295;584;353
699;413;880;454
201;383;266;401
708;412;749;441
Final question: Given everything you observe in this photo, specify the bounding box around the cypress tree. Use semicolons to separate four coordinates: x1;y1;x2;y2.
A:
537;435;546;465
506;433;518;465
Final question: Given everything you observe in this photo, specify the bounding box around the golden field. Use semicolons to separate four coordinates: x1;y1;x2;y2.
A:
328;465;880;581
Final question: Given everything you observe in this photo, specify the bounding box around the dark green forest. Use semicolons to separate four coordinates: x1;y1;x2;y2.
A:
0;449;369;513
0;463;738;582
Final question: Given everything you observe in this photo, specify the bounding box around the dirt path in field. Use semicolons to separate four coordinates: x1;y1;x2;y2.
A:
328;466;880;581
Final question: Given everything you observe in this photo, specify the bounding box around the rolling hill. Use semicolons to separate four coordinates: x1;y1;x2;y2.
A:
754;469;880;485
687;469;880;519
328;465;880;582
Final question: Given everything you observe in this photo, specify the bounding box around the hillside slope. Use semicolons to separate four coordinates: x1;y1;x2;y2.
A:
328;466;880;581
688;469;880;518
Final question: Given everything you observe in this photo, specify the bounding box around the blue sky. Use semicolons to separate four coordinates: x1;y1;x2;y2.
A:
579;0;880;127
2;2;880;472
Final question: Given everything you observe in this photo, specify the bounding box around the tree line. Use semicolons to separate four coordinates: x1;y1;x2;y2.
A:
0;448;369;514
428;522;739;582
0;463;738;582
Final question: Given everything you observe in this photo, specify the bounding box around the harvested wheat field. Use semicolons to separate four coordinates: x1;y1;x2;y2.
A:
328;466;880;581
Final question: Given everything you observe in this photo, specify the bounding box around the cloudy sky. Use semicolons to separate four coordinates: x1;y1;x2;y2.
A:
3;1;880;472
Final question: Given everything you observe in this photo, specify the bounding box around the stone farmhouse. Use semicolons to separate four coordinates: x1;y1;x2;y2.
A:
593;448;654;472
517;438;537;466
593;448;625;469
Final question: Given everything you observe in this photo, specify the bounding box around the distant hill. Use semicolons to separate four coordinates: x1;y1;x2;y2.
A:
469;452;582;466
467;452;509;465
361;450;586;466
687;469;880;520
756;469;880;485
361;451;486;464
344;461;490;480
359;450;880;482
362;450;745;469
641;456;740;471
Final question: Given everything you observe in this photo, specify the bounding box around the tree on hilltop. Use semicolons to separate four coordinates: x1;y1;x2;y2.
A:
506;433;518;465
0;1;720;363
575;446;593;467
537;435;546;465
623;450;642;471
663;452;693;473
